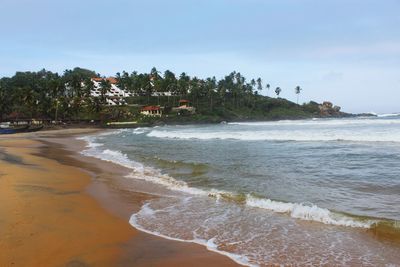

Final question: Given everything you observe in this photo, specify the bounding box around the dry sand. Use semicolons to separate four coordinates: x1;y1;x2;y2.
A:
0;129;238;267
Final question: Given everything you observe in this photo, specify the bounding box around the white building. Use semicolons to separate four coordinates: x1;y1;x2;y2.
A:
90;77;133;106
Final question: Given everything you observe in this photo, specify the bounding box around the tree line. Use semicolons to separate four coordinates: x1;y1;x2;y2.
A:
0;67;304;121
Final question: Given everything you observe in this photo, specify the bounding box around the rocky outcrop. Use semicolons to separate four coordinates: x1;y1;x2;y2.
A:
319;101;346;117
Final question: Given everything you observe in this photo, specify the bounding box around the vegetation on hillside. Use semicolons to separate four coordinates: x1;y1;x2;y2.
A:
0;67;329;124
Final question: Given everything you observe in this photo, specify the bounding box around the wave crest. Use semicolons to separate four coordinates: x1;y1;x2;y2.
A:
147;129;400;142
79;133;379;229
246;195;373;228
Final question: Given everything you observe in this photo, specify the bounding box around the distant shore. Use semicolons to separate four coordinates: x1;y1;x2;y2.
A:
0;129;238;266
1;110;377;133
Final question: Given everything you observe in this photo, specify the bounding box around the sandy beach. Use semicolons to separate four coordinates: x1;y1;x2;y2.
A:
0;129;238;267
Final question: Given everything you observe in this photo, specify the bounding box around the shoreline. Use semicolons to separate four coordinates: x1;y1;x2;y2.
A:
1;111;375;133
0;129;239;266
3;125;400;266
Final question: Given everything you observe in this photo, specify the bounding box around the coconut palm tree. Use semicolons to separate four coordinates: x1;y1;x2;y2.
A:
266;83;270;96
250;79;256;92
256;78;262;94
100;79;111;105
295;86;302;104
275;87;282;97
178;72;190;97
83;78;94;99
206;77;217;111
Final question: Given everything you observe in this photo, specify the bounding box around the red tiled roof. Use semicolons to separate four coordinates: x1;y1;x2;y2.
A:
91;77;118;84
107;77;118;84
141;106;161;111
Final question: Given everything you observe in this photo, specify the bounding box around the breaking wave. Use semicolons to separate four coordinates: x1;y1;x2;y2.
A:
147;129;400;142
245;195;373;228
378;113;400;118
228;118;400;126
78;133;379;229
143;117;400;142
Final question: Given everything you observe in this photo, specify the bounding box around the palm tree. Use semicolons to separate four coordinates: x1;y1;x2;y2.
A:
250;79;256;93
118;71;130;91
178;72;190;98
83;78;94;99
275;87;282;97
100;79;111;105
295;86;302;104
163;70;177;106
150;67;163;104
129;71;141;95
256;78;262;94
189;77;201;108
233;72;243;108
206;77;216;111
266;83;270;96
19;86;37;118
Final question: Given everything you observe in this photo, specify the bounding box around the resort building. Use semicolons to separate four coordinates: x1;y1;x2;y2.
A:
140;106;162;117
90;77;133;106
88;77;175;106
152;91;173;97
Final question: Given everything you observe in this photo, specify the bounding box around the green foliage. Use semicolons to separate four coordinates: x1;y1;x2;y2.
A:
0;67;318;123
302;101;320;114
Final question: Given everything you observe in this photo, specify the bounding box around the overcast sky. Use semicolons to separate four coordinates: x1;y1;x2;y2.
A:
1;0;399;113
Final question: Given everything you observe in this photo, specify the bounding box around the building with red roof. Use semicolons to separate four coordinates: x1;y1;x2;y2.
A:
140;106;162;117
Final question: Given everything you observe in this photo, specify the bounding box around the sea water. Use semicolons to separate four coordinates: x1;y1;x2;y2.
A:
79;115;400;266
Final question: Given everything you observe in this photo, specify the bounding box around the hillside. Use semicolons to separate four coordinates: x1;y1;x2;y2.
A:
0;67;352;125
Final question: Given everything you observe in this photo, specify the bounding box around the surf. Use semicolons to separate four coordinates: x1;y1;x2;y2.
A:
78;133;384;229
77;120;400;266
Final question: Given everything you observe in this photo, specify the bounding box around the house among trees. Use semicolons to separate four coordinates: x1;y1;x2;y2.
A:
140;106;162;117
172;99;196;114
179;99;190;107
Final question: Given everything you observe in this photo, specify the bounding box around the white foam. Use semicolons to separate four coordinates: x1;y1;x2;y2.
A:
132;127;149;134
78;127;399;266
129;203;256;267
245;195;373;228
147;117;400;142
78;132;206;195
229;117;400;126
78;135;144;172
78;132;375;229
130;199;400;266
125;171;206;196
378;113;400;118
147;129;400;142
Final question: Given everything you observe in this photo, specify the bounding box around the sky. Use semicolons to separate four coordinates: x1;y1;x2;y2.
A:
1;0;399;113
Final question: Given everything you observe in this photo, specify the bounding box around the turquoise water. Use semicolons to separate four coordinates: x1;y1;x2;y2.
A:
80;116;400;266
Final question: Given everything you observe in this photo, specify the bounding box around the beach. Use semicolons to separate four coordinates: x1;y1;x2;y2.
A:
2;118;400;266
0;129;238;267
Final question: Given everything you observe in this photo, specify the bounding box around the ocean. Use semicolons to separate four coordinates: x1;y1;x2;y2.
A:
79;115;400;266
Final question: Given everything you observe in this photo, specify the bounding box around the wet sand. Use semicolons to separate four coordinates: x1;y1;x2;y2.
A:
0;129;238;267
